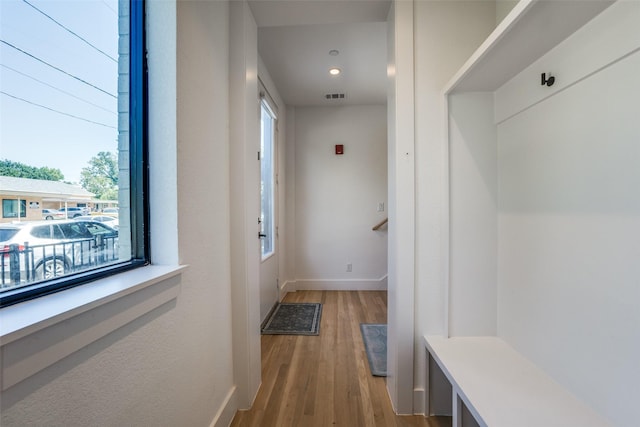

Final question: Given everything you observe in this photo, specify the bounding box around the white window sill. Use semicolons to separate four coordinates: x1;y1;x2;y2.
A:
0;264;185;391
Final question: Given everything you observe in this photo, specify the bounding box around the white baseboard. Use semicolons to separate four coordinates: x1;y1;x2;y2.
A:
282;276;388;293
279;280;293;299
209;385;237;427
413;388;426;415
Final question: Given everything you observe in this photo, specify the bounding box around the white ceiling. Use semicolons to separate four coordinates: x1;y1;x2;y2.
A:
248;0;391;107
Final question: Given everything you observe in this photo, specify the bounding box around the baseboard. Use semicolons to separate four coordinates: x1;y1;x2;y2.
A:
291;276;388;291
261;302;279;329
413;388;426;415
209;385;237;427
280;280;295;299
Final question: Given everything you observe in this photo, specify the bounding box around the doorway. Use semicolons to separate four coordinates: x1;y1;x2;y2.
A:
258;91;279;323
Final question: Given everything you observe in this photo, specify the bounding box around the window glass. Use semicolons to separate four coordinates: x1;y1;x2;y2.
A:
0;0;147;305
59;223;92;239
85;222;116;236
260;100;276;259
52;224;64;239
0;228;19;241
30;225;53;239
2;200;27;218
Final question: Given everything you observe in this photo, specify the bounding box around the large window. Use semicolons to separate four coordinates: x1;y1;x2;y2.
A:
0;0;147;306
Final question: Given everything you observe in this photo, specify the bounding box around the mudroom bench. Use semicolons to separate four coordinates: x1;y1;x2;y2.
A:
424;336;610;427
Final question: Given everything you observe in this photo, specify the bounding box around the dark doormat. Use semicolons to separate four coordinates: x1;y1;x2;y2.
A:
261;303;322;335
360;323;387;376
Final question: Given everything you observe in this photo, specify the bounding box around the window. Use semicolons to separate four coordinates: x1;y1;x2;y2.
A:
260;98;276;259
2;199;26;219
31;224;54;239
0;0;147;306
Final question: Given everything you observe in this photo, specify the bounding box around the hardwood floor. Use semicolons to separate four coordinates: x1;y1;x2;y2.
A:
230;290;451;427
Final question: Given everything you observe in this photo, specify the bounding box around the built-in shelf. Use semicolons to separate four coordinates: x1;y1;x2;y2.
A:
444;0;614;94
442;1;639;424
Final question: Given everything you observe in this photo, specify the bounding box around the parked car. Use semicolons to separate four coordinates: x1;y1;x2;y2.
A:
1;219;118;286
75;215;119;230
102;207;119;217
42;209;64;220
57;207;90;218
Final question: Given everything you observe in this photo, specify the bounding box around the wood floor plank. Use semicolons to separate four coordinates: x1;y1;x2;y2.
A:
314;291;337;427
230;291;451;427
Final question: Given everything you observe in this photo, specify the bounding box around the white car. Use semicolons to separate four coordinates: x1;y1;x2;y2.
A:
57;207;90;218
1;220;118;288
102;207;119;217
75;215;119;230
42;209;64;220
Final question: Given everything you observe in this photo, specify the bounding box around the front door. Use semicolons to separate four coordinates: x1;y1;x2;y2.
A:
258;96;279;323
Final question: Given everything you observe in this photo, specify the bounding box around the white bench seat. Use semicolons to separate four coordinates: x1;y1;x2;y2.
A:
424;336;610;427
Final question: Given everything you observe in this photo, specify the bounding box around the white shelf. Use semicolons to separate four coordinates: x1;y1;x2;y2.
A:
444;0;614;94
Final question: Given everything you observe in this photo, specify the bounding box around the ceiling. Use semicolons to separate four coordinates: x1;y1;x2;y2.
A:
248;0;391;107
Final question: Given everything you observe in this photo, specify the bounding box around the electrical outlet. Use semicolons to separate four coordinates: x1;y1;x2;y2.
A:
346;263;352;272
377;202;384;212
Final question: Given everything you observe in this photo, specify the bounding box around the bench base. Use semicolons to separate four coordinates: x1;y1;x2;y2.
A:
424;336;609;427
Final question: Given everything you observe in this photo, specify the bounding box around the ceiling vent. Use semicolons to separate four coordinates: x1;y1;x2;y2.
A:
325;93;346;100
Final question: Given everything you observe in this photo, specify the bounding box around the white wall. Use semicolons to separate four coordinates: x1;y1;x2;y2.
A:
175;1;236;423
0;1;238;426
386;0;415;414
284;105;297;286
496;4;640;424
412;0;496;414
448;92;497;337
229;0;262;410
290;105;387;289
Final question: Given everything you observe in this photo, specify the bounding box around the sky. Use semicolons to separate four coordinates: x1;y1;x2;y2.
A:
0;0;119;184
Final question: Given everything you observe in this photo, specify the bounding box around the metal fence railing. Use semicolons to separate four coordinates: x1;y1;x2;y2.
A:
1;235;119;289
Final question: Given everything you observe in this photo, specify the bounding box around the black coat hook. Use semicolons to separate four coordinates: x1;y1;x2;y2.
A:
541;73;555;87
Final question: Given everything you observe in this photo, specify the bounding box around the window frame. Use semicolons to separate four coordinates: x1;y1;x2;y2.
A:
0;0;149;308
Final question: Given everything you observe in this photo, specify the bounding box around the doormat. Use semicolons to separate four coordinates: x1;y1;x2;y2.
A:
261;303;322;335
360;323;387;376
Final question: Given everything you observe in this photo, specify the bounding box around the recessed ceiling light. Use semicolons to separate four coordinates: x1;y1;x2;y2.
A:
329;67;341;76
329;49;339;56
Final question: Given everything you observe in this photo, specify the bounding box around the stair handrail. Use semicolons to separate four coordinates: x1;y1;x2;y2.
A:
372;217;388;231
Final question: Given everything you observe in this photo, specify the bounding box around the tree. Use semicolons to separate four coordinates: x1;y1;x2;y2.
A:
0;159;64;181
80;152;118;200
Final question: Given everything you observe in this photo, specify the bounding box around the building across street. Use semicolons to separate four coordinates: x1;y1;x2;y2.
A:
0;176;116;223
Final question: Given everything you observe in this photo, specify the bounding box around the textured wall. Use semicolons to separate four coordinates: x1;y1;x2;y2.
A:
1;1;237;426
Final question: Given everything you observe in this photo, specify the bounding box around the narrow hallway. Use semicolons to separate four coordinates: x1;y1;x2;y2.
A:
231;291;450;427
